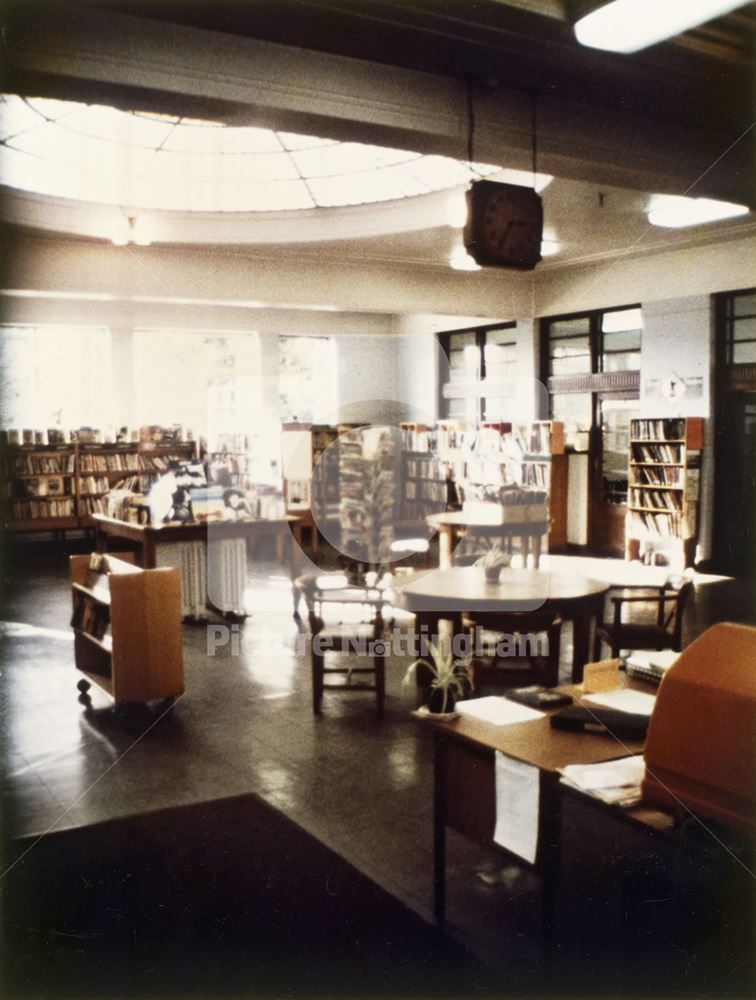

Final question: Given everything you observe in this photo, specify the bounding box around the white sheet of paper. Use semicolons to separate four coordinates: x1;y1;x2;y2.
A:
456;696;545;726
494;753;540;864
583;689;656;716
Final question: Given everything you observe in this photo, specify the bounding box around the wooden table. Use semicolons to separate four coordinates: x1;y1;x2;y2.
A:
398;566;610;683
92;513;303;573
414;685;648;953
427;511;549;569
93;514;305;617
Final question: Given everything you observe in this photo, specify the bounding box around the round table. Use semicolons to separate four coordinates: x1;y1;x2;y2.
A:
398;566;610;683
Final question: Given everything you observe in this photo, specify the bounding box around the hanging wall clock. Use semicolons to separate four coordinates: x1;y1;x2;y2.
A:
463;179;543;270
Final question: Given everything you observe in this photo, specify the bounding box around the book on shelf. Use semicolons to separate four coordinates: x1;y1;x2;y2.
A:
11;498;75;519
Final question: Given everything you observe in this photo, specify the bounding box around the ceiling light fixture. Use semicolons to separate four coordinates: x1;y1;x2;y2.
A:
647;194;749;228
110;216;153;246
568;0;749;53
540;239;560;257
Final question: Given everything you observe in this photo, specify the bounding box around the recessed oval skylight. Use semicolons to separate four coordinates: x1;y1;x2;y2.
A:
0;94;504;213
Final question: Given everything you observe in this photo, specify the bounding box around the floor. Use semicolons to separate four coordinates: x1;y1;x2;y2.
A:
1;538;753;994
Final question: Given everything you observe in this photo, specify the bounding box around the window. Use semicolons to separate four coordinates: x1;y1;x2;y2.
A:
548;317;591;376
723;290;756;364
438;324;517;422
0;325;113;431
278;336;337;423
543;306;642;450
600;309;642;372
133;330;261;436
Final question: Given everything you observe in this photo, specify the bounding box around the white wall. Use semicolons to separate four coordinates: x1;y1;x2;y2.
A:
534;231;756;317
640;295;715;560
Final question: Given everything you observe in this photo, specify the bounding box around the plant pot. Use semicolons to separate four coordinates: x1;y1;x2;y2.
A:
484;566;501;583
427;686;455;715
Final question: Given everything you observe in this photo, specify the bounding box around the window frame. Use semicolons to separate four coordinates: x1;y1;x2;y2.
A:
437;322;517;422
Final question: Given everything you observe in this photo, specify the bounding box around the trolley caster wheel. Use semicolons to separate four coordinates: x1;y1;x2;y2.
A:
77;679;91;694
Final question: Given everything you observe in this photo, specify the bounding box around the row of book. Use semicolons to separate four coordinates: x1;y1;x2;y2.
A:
14;476;71;498
79;453;140;472
627;510;683;539
629;487;684;512
630;418;687;441
79;496;109;515
71;592;111;643
80;476;111;495
405;480;447;503
631;442;685;464
630;465;684;487
11;498;76;519
5;453;76;475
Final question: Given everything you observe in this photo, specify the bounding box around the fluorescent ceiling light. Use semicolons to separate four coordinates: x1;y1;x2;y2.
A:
573;0;749;54
647;194;749;229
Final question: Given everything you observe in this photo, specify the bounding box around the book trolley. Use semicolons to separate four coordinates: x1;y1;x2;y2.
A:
70;552;184;705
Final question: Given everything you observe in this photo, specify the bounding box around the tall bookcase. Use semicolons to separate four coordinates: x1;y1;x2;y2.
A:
626;417;703;568
2;441;198;534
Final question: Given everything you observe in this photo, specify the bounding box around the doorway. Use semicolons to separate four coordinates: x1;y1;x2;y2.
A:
592;395;639;557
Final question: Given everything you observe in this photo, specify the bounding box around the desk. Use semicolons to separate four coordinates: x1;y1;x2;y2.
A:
414;687;647;952
398;567;609;683
427;512;549;569
93;514;304;617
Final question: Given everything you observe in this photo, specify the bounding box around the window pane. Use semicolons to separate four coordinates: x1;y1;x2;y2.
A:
484;339;516;379
448;332;476;352
603;328;641;352
733;292;756;317
548;318;590;337
732;340;756;364
550;393;591;451
549;336;591;375
601;307;642;332
732;316;756;341
602;350;641;372
483;396;510;420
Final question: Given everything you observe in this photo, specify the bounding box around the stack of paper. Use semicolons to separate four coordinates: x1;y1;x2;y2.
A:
583;689;657;716
560;755;645;807
456;696;545;726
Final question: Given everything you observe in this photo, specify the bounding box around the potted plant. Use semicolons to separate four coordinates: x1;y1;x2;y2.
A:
403;640;473;715
475;543;512;582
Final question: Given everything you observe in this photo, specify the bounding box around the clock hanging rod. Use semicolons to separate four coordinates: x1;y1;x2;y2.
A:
463;83;545;271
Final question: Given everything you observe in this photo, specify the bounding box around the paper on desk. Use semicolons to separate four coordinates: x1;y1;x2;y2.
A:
560;755;645;806
494;753;540;864
456;696;545;726
583;689;657;716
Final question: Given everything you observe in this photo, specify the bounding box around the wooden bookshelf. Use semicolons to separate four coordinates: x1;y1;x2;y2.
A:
70;552;184;704
626;417;703;568
2;441;198;534
399;419;567;551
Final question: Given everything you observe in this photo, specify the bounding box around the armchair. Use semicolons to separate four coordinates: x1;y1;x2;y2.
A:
593;580;693;659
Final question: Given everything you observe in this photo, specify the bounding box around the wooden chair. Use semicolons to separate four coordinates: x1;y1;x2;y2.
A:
302;575;387;716
593;580;694;659
461;610;563;692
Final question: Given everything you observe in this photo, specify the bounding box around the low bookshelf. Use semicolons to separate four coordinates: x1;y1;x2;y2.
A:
2;441;198;535
70;552;184;705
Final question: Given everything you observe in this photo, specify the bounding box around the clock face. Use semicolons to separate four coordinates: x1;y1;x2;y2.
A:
464;181;543;270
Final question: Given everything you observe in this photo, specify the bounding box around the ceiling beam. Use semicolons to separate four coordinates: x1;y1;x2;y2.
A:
2;5;752;205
